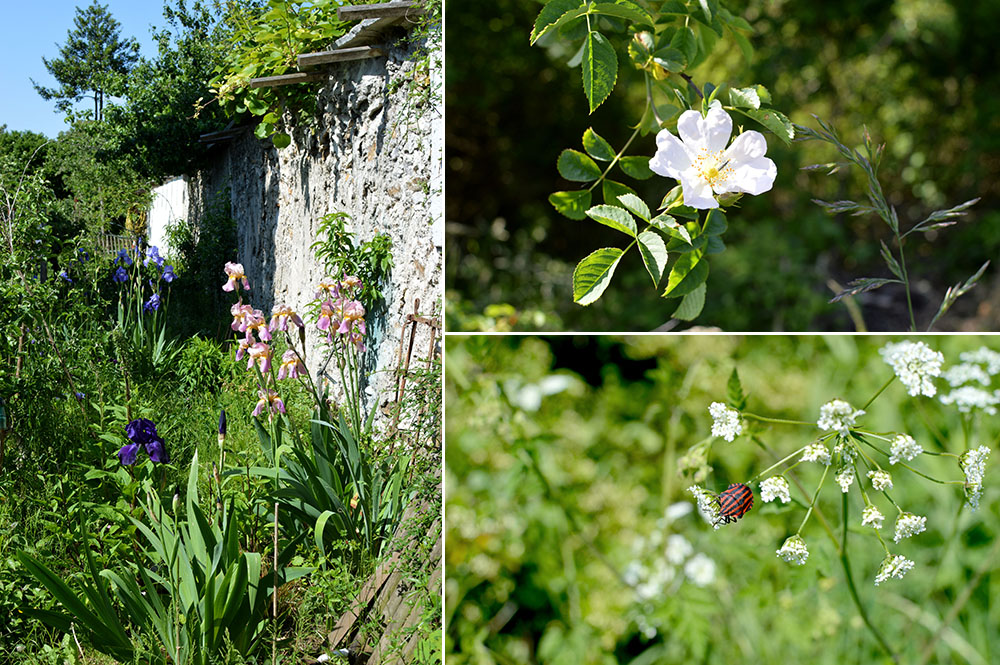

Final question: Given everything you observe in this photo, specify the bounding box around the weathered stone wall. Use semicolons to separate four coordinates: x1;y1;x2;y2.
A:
188;22;441;430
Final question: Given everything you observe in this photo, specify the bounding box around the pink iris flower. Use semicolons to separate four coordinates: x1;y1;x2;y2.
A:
247;342;272;373
231;303;255;334
269;303;304;332
317;299;339;332
316;277;339;299
244;310;272;343
253;389;286;418
235;337;252;361
337;300;366;335
277;349;306;380
222;262;251;292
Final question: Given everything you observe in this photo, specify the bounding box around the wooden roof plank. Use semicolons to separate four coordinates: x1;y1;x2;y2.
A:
337;0;424;22
248;71;327;88
298;45;384;69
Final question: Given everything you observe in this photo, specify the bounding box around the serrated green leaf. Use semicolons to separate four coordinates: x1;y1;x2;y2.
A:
660;185;684;209
620;155;654;180
733;107;794;144
730;28;753;65
719;6;753;32
703;209;728;235
673;282;706;320
590;1;655;26
728;86;760;109
617;193;650;221
558;149;602;181
583;127;616;161
652;46;686;72
583;31;618;113
755;84;772;104
727;368;747;410
531;0;586;44
549;190;593;220
705;235;726;254
663;252;708;298
637;230;668;285
659;0;688;14
586;204;637;236
651;213;691;244
602;179;637;205
670;26;697;63
573;248;625;305
698;0;712;22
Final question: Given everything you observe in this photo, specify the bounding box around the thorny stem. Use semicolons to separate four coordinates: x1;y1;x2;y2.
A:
862;375;895;411
679;72;703;99
840;492;899;662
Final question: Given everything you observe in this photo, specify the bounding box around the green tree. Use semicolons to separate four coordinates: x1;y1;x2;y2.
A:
33;1;140;122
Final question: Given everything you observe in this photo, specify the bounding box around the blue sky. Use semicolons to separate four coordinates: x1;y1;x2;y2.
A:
0;1;166;138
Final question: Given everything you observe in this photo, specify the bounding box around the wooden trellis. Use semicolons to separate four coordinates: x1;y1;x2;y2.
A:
248;1;425;89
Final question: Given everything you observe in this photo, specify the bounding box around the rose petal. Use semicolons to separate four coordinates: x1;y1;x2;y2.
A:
650;131;692;180
679;172;719;209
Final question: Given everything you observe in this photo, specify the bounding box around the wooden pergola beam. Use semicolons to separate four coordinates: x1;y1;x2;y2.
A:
248;72;327;88
298;45;384;69
337;0;424;22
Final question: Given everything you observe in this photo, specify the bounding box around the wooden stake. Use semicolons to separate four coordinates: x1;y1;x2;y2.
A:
298;45;384;69
249;72;327;89
337;1;424;22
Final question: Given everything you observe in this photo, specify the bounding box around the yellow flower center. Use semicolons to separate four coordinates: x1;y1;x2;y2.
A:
693;149;732;189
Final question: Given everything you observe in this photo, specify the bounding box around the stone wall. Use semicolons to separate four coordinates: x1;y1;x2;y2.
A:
188;21;442;430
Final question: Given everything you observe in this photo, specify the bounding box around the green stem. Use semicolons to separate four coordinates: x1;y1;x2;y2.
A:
840;492;899;661
748;444;809;483
742;413;816;427
894;232;917;332
862;375;896;411
796;462;830;533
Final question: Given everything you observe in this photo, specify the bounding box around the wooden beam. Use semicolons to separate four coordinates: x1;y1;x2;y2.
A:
337;0;424;22
249;72;326;88
298;45;383;69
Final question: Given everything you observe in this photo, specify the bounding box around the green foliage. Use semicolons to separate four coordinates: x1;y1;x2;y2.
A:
311;212;394;309
33;1;140;122
209;0;348;146
176;336;225;393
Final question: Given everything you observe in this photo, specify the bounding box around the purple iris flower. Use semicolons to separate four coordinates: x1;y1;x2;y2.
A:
113;267;128;283
145;438;169;463
144;293;161;312
144;246;164;268
115;249;133;267
218;409;227;436
77;248;89;262
125;418;160;444
118;442;140;465
59;271;72;283
162;264;176;283
74;392;85;400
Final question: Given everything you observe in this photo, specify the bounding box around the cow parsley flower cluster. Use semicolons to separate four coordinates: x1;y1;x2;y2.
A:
861;505;884;529
888;434;923;465
867;470;893;491
708;402;743;442
776;535;809;565
874;554;915;586
959;445;990;511
893;512;927;543
817;399;864;434
801;443;831;465
760;476;790;504
879;340;944;397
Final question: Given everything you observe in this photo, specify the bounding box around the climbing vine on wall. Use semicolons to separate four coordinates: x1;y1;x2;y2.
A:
207;0;347;147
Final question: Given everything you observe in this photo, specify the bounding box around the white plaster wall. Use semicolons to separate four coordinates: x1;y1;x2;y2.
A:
147;176;188;254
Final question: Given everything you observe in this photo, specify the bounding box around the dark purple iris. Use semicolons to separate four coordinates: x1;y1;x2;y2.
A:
162;264;176;283
118;418;169;466
115;249;133;267
218;409;227;436
113;267;128;283
144;293;161;312
77;248;89;262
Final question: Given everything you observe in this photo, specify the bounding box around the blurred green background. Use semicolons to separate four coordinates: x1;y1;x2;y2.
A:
445;335;999;664
444;0;1000;331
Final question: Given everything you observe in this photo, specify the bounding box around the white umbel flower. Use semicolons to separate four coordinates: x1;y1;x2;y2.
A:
862;505;884;529
688;485;720;528
960;446;990;511
760;476;791;504
836;466;855;493
893;512;927;543
868;469;893;491
940;386;1000;415
941;363;991;387
879;340;944;397
889;434;923;465
650;101;777;210
874;554;915;586
801;443;831;465
708;402;743;441
817;400;865;434
834;439;858;464
665;534;694;565
776;534;809;565
960;347;1000;376
684;553;716;587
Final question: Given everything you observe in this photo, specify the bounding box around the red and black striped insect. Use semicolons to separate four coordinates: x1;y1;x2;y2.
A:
714;483;754;525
